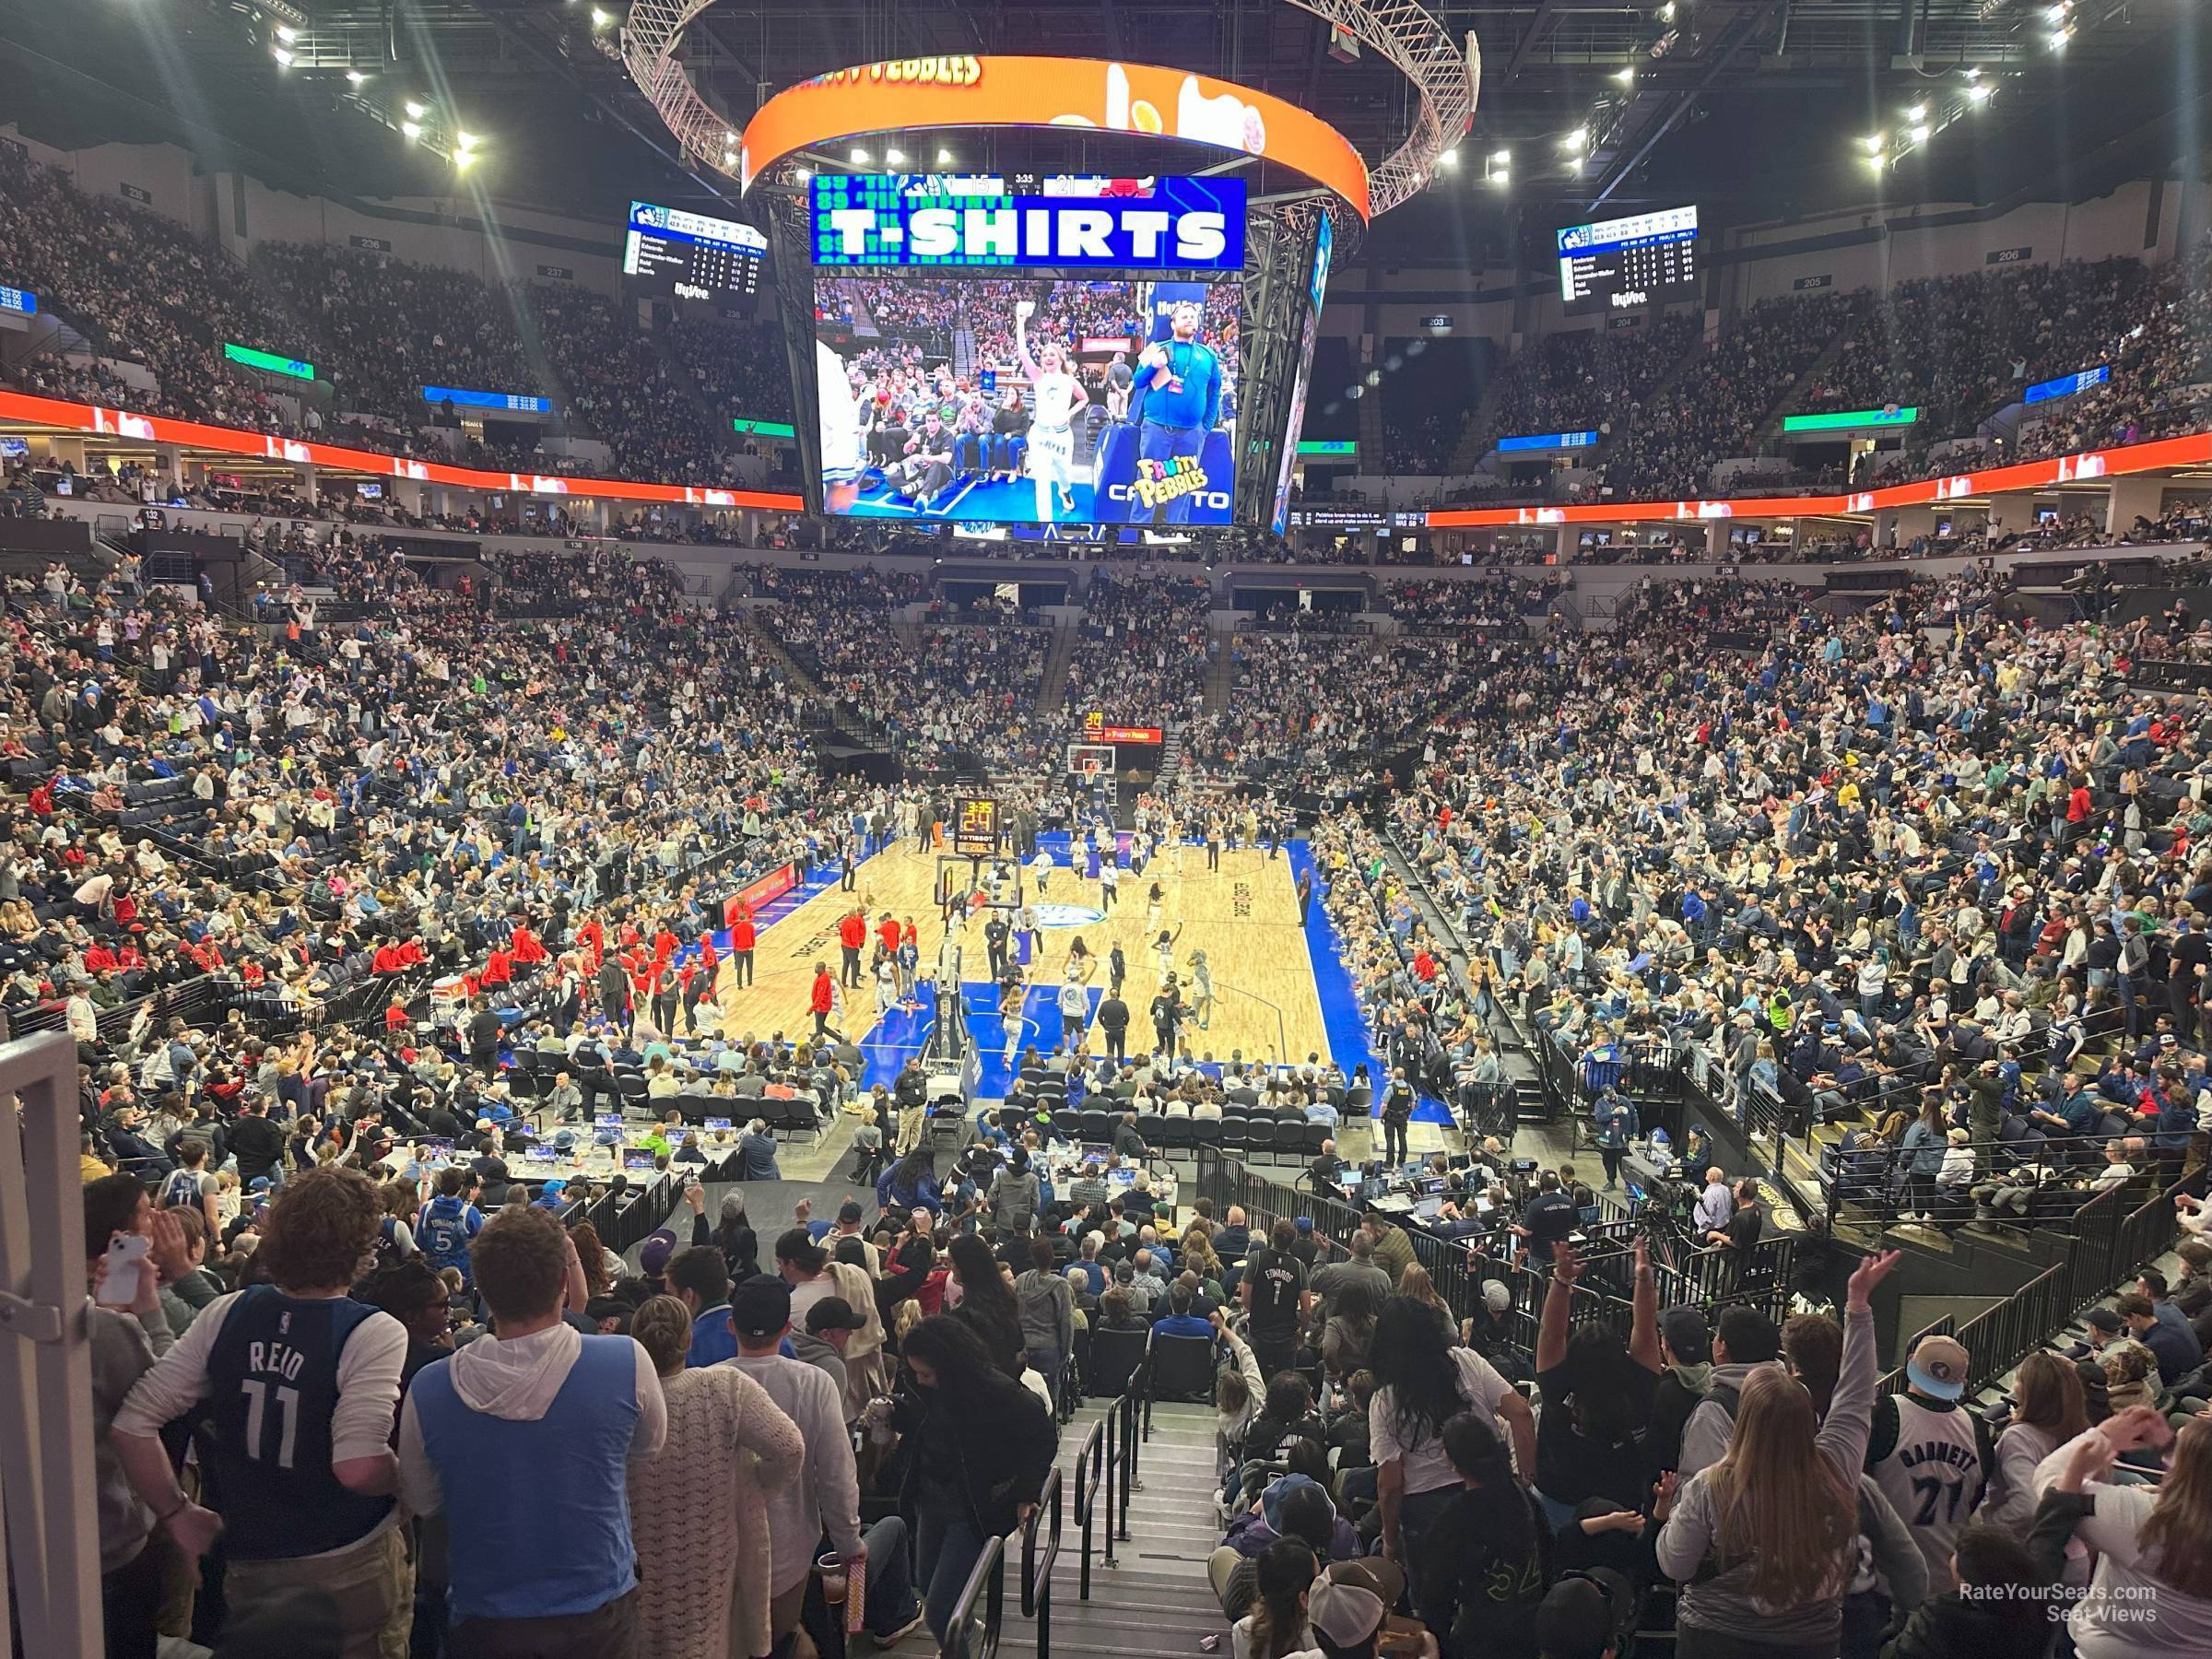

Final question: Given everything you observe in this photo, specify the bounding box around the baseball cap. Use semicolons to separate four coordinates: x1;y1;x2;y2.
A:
2082;1306;2124;1335
1294;1217;1314;1234
1305;1576;1386;1649
805;1296;868;1335
1259;1472;1333;1536
1535;1569;1632;1659
1660;1306;1712;1367
1908;1334;1971;1401
1480;1278;1512;1314
838;1200;865;1225
730;1275;794;1341
638;1228;678;1277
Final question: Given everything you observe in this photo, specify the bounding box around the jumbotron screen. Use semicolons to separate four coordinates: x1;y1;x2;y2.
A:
809;173;1243;525
1557;204;1698;314
622;201;767;306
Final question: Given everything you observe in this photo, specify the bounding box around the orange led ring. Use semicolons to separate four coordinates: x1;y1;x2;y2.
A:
738;56;1372;222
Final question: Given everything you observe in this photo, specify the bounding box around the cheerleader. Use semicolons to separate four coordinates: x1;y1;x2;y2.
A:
1066;936;1097;985
1152;922;1183;986
1146;881;1165;939
999;973;1027;1065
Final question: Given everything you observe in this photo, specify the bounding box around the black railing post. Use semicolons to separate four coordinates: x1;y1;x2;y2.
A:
1100;1401;1119;1565
1022;1468;1062;1659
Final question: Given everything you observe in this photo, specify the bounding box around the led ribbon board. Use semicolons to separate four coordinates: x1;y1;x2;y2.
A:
1498;431;1598;453
223;344;314;382
422;386;553;413
810;174;1244;271
743;56;1371;220
0;285;35;316
1782;406;1921;433
2024;366;2111;405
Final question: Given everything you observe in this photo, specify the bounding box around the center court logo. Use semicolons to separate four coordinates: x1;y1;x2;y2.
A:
1031;903;1107;929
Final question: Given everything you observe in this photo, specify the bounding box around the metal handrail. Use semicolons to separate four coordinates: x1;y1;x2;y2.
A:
1022;1467;1063;1659
1072;1418;1107;1596
943;1535;1006;1659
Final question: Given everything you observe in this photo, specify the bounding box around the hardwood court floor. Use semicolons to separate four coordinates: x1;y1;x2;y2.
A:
702;841;1335;1071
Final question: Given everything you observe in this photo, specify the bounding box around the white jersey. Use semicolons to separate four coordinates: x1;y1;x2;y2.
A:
1031;372;1079;432
1865;1393;1991;1594
816;340;865;485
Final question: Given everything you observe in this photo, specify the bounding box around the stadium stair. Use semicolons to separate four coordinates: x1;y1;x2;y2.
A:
1038;623;1078;708
1154;724;1185;794
1752;296;1872;448
1201;642;1236;716
733;609;829;698
1001;1400;1228;1659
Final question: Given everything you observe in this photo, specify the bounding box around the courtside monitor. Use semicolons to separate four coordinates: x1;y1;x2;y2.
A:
809;172;1242;526
1557;204;1698;314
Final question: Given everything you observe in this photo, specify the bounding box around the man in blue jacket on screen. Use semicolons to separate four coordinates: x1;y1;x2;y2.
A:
1135;300;1223;523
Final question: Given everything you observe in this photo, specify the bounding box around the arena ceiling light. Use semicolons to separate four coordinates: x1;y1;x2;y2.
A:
1561;126;1588;151
621;0;1480;226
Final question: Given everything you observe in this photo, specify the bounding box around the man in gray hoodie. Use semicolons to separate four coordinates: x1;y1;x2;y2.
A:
1674;1305;1783;1479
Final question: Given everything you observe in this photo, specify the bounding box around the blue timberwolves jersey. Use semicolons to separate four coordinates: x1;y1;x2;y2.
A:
202;1285;396;1559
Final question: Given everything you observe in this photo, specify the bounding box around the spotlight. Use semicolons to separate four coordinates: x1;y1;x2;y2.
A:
794;166;813;182
1909;124;1931;143
2045;3;2068;22
590;8;613;29
1863;152;1887;171
346;70;366;85
1966;81;1993;101
456;132;479;151
1905;104;1926;122
272;47;293;67
850;147;869;163
454;150;477;171
1962;65;1982;78
276;26;298;45
885;147;905;165
402;121;422;140
1658;2;1676;17
1862;134;1886;151
405;100;429;119
2049;25;2071;47
1488;148;1511;166
936;147;954;164
1615;66;1636;85
1435;147;1459;169
1561;126;1588;151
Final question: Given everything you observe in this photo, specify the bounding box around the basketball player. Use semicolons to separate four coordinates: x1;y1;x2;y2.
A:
1135;300;1224;524
817;338;865;513
1146;880;1166;940
1014;300;1089;521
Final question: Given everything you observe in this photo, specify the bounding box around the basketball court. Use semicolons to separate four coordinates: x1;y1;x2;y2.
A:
692;831;1372;1095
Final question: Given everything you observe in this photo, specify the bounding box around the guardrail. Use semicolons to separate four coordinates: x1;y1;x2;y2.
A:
1876;1163;2207;1395
1021;1468;1063;1659
1073;1416;1110;1594
943;1534;1006;1659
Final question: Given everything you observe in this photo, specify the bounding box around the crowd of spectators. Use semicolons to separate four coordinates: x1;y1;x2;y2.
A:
0;148;791;490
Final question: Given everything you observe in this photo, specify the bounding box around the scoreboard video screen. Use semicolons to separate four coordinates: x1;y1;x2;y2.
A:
622;201;767;306
1557;205;1698;314
809;173;1242;527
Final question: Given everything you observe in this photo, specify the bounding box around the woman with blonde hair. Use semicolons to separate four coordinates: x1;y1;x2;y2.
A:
1985;1350;2089;1530
2034;1406;2212;1656
1394;1265;1457;1339
1655;1249;1901;1658
626;1295;806;1659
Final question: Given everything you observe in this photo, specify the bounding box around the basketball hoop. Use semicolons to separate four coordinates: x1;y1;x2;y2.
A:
1079;757;1104;784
